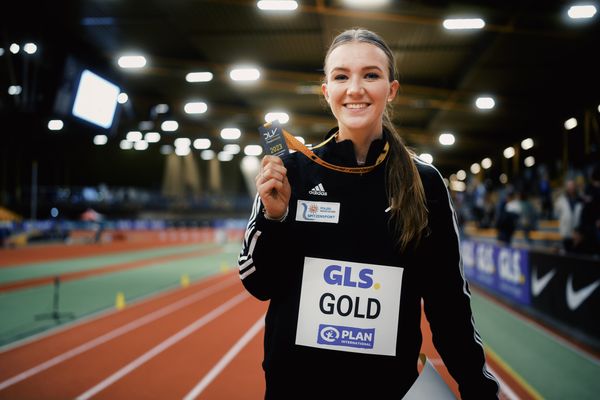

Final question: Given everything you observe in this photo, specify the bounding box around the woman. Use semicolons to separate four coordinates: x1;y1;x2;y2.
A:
239;28;499;399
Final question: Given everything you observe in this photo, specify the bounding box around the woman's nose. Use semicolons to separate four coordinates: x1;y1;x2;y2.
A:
346;77;364;95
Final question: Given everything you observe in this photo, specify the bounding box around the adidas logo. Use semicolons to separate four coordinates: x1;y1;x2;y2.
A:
308;183;327;196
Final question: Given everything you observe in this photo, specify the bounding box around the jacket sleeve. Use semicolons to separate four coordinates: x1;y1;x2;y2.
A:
238;194;295;301
420;169;499;399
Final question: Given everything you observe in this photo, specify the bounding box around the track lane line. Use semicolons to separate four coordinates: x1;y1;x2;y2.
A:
182;314;266;400
0;277;238;391
75;291;249;400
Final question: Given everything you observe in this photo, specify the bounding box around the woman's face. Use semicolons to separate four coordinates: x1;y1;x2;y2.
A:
322;41;399;137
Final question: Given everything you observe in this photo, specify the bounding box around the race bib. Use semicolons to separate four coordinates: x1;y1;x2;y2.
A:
295;257;403;356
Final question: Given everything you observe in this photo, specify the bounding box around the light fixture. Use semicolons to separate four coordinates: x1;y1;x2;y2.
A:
223;144;241;154
265;112;289;124
475;96;495;110
93;135;108;145
456;170;467;181
419;153;433;164
193;138;211;149
257;0;298;11
481;158;492;169
230;67;260;81
145;132;161;143
201;149;216;160
521;138;534;150
126;131;142;142
9;43;19;54
524;156;535;167
117;92;128;104
120;140;133;150
23;43;37;54
186;72;213;82
439;132;455;146
567;5;597;19
244;144;263;156
443;18;485;30
184;102;208;114
118;55;147;69
503;147;515;159
564;117;578;130
218;152;234;162
174;138;191;148
48;120;64;131
161;120;179;132
470;163;481;174
8;85;22;95
221;128;242;140
134;141;148;151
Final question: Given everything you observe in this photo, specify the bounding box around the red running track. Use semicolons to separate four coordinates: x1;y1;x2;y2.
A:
0;270;526;399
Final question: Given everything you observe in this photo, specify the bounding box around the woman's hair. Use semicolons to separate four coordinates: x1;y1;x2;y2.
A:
324;28;428;251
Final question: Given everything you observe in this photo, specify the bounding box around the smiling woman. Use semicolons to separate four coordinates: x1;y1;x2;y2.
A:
238;28;500;399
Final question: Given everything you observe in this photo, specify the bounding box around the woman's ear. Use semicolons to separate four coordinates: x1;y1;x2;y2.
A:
321;82;329;103
388;80;400;102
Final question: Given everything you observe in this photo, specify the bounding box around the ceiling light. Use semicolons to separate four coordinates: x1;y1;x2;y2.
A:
176;146;190;156
193;138;211;149
524;156;535;167
118;55;147;69
230;67;260;81
139;121;154;130
174;138;191;148
481;158;492;169
470;163;481;174
23;43;37;54
120;140;133;150
8;85;22;95
443;18;485;30
186;72;213;82
503;147;515;159
265;112;289;124
201;149;215;160
419;153;433;164
244;145;263;156
184;102;208;114
257;1;298;11
48;120;64;131
439;132;455;145
0;48;4;56
221;128;241;140
154;104;169;114
450;181;466;192
93;135;108;145
128;139;145;151
117;92;128;104
456;170;467;181
499;173;508;184
564;117;578;130
9;43;19;54
161;120;179;132
126;131;142;142
145;132;161;143
223;144;241;154
475;96;495;110
521;138;534;150
218;152;234;162
568;5;597;19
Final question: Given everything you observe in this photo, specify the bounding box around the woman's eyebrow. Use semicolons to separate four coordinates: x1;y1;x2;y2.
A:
330;65;384;73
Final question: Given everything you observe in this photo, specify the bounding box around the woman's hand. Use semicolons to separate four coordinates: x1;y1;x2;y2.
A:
256;155;291;220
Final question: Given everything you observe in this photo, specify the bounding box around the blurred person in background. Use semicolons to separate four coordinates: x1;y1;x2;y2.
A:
238;28;498;399
554;179;583;253
575;164;600;255
495;190;520;246
518;191;538;246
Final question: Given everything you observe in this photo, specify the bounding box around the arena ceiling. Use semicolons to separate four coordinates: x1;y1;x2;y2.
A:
2;0;600;189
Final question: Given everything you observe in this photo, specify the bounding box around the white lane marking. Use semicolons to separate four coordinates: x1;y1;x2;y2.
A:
0;277;237;391
183;314;265;400
487;365;519;400
76;291;248;400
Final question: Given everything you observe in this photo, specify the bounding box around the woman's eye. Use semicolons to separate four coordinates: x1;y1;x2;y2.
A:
365;72;380;79
334;74;347;81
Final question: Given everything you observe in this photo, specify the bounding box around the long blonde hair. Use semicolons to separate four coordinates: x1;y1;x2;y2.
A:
324;28;428;251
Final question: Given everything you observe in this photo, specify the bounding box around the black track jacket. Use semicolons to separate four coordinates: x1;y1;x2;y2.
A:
239;129;499;399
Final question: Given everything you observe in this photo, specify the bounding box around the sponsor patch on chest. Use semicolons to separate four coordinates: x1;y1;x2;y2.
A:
296;200;340;223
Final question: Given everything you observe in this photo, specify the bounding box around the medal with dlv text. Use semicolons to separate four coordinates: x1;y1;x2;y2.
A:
258;120;289;157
